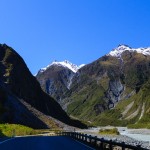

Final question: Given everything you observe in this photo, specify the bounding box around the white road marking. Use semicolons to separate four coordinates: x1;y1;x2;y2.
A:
0;138;15;144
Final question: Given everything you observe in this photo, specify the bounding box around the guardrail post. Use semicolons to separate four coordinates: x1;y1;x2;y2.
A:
77;133;79;139
74;132;76;138
100;138;104;149
121;142;125;150
82;133;84;141
83;134;85;141
94;136;97;147
109;140;113;150
75;133;77;139
79;133;81;140
70;132;72;137
89;135;92;145
75;132;76;138
85;134;87;142
80;133;82;141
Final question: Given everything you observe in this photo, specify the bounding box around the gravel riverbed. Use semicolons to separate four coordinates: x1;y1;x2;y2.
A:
78;127;150;149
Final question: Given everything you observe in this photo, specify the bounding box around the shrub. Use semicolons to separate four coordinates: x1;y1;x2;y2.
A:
0;124;42;137
99;128;120;135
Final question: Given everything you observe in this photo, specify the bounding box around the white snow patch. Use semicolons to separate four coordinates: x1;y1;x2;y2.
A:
78;64;85;69
108;44;150;57
39;60;85;73
67;74;74;89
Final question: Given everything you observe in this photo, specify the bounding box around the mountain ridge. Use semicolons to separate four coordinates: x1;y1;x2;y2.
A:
108;44;150;57
38;60;85;74
36;44;150;127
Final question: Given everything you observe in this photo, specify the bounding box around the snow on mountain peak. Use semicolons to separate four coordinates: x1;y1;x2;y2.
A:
39;60;85;73
108;44;150;57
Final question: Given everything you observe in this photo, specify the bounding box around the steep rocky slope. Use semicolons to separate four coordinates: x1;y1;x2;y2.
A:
66;45;150;126
0;82;48;129
0;44;86;129
37;45;150;127
36;60;84;107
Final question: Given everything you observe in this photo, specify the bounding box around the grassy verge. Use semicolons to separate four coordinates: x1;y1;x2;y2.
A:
0;124;43;137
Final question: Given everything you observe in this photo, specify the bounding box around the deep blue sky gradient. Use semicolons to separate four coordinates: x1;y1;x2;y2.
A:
0;0;150;74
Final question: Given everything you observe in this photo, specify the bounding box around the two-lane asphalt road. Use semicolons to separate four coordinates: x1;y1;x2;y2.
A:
0;136;95;150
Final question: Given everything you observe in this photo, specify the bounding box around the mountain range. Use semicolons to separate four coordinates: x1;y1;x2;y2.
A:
36;44;150;128
0;44;86;129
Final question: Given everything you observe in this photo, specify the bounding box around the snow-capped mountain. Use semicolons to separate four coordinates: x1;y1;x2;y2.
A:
39;60;85;73
36;60;86;104
108;44;150;57
36;44;150;127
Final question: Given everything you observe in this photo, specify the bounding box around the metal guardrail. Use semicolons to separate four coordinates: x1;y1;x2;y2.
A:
56;131;149;150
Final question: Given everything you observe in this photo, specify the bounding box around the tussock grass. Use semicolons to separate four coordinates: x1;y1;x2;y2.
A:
99;128;120;135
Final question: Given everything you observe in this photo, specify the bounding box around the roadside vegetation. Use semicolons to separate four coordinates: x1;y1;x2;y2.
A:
99;128;120;135
0;124;43;137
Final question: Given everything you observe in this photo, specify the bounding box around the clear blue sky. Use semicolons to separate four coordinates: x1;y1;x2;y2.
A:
0;0;150;74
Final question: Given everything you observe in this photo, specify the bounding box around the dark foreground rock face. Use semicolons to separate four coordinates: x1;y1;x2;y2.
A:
0;44;86;129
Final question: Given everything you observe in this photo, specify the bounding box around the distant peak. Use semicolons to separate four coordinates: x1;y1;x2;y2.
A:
39;60;85;73
117;44;131;49
64;60;70;63
108;44;150;57
0;43;9;48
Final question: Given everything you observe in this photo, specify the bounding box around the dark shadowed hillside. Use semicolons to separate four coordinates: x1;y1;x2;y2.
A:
0;44;86;129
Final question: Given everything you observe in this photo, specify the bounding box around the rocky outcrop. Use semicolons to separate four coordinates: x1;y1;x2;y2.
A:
106;80;124;108
36;65;76;103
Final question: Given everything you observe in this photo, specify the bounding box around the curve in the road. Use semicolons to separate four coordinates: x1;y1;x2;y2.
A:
0;136;95;150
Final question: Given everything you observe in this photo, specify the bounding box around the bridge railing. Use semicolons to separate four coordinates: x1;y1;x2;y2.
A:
56;131;148;150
